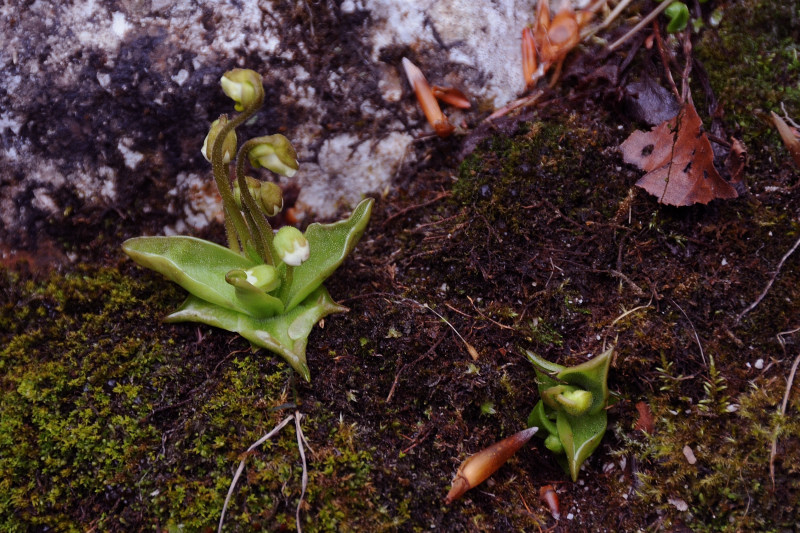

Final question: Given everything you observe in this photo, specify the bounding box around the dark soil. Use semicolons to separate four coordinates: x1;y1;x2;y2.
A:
2;1;800;531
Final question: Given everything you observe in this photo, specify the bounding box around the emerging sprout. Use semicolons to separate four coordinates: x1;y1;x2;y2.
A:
664;1;690;33
202;116;237;163
274;226;310;266
401;57;455;138
444;427;538;504
540;484;561;520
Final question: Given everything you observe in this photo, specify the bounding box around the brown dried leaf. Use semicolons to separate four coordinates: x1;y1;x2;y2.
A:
620;102;738;206
634;401;654;434
726;137;747;184
770;111;800;169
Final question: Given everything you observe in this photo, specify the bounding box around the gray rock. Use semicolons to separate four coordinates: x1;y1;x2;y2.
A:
1;0;536;261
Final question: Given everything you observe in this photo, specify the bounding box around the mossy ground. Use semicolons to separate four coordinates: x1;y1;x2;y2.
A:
3;0;800;530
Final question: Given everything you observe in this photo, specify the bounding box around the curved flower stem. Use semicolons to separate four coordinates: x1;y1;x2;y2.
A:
235;139;276;265
211;87;265;252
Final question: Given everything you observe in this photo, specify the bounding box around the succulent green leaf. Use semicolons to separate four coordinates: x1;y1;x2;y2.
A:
165;286;347;381
556;409;608;481
527;400;558;436
279;198;373;310
525;350;566;376
665;1;690;33
122;236;266;316
556;346;613;415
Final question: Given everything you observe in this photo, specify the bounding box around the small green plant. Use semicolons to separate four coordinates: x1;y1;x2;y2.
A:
663;1;690;33
123;68;373;381
526;347;613;481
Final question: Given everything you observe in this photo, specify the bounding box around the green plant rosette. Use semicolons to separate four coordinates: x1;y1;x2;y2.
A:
123;198;373;380
526;346;613;480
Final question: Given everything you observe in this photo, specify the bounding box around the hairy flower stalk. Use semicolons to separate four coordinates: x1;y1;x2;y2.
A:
210;69;265;254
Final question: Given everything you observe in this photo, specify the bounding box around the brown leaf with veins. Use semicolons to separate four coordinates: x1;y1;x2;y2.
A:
621;102;738;206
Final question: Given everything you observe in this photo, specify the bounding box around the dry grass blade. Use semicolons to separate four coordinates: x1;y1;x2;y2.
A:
735;234;800;325
770;111;800;168
770;327;800;487
218;415;295;533
295;412;309;533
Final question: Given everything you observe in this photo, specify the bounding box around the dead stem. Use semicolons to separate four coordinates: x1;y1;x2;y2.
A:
652;22;680;100
386;333;446;403
395;297;479;360
607;0;673;52
382;191;451;228
770;327;800;487
219;415;294;533
295;412;309;533
582;0;634;40
735;233;800;325
218;413;311;533
671;299;706;367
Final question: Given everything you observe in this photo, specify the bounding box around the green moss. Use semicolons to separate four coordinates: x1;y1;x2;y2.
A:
0;266;386;531
696;0;800;143
633;366;800;531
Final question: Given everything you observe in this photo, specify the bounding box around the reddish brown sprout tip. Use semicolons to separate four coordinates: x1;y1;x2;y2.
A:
522;26;538;90
444;427;538;504
534;0;551;44
444;475;471;505
540;484;560;519
402;57;454;138
431;85;472;109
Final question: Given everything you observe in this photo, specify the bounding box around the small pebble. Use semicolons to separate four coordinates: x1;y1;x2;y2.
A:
683;445;697;465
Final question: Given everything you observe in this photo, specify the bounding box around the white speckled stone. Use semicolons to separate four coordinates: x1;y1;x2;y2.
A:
1;0;538;255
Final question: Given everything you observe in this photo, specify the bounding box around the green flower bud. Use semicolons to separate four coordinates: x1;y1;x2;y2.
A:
233;176;284;216
556;388;593;417
201;116;237;163
220;68;263;111
258;181;284;216
248;135;299;178
544;433;564;454
274;226;309;266
243;264;280;292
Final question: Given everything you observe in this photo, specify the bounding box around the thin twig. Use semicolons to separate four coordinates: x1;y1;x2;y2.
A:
770;327;800;487
672;299;706;367
295;412;309;533
735;233;800;325
219;415;295;533
652;21;680;100
386;333;446;403
382;191;450;228
582;0;634;39
608;0;674;51
394;297;479;360
611;302;653;326
467;295;516;331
